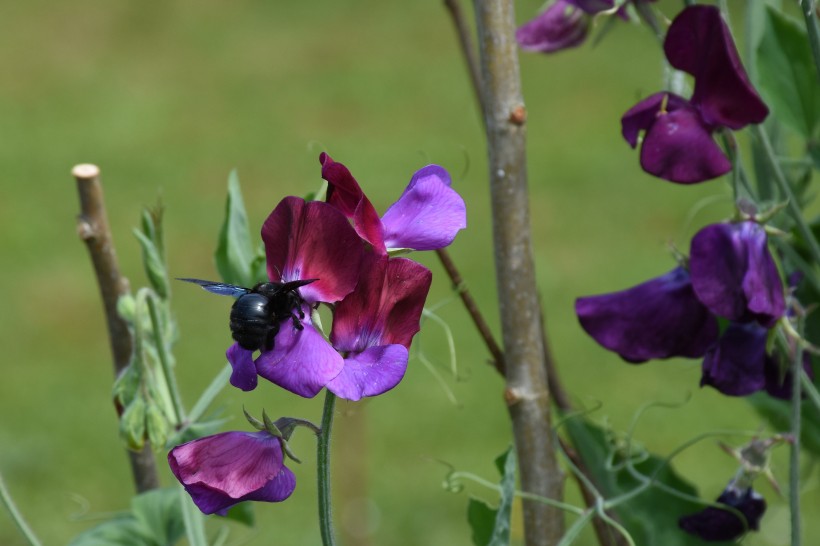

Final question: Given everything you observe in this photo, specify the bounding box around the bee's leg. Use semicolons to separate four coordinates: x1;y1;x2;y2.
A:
291;312;305;330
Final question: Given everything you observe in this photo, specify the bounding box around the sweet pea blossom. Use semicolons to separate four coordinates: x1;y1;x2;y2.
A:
169;430;295;515
516;1;590;54
326;253;432;401
689;221;785;328
319;153;466;254
621;5;768;183
679;483;766;541
226;197;365;398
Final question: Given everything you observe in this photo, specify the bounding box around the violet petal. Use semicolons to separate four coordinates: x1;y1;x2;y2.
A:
701;322;769;397
226;343;258;392
679;486;766;541
255;318;344;398
575;267;719;362
516;1;589;54
664;5;768;128
381;165;466;251
261;196;364;305
327;344;409;401
689;222;785;327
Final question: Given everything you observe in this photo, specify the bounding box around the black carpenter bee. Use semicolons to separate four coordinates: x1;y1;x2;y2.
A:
178;277;317;351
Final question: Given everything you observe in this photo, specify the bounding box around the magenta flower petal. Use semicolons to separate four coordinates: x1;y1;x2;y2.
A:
680;484;766;541
331;254;432;352
689;222;785;327
169;431;293;515
381;165;466;251
575;267;719;363
255;319;344;398
516;1;590;54
664;5;768;129
226;343;258;392
327;344;409;401
261;196;364;304
320;152;386;253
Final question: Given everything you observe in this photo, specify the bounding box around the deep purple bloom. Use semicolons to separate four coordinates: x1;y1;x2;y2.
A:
689;222;785;328
326;253;432;401
679;484;766;541
702;322;811;399
320;153;466;254
226;197;365;398
169;431;295;515
621;5;768;183
575;267;719;363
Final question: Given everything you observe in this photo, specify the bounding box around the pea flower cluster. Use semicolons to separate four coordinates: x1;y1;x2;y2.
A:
621;5;768;183
169;154;466;513
576;220;810;399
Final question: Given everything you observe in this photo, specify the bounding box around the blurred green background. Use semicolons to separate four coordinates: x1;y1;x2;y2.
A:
1;1;816;544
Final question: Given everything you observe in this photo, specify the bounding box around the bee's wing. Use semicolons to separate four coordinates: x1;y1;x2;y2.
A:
176;278;250;298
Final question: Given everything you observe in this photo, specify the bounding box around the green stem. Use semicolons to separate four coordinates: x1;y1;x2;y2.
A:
752;124;820;265
801;370;820;412
146;295;186;424
790;333;804;546
800;0;820;82
0;471;42;546
317;390;337;546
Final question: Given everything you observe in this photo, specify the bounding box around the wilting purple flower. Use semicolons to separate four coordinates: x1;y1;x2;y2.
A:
679;483;766;541
326;253;432;401
621;5;768;183
575;267;719;363
320;153;466;254
689;221;785;328
516;1;590;54
226;197;365;397
702;322;812;399
169;430;296;515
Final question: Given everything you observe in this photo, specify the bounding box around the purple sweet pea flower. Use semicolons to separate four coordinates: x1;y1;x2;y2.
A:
621;5;768;183
326;253;432;401
679;483;766;541
689;221;785;328
226;197;365;397
516;1;590;54
701;322;812;399
320;153;466;254
575;267;719;363
169;430;296;515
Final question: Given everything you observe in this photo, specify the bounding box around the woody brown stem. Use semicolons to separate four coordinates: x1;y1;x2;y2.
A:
74;164;160;493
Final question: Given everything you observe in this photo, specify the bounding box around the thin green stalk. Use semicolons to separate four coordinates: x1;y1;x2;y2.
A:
801;370;820;412
800;0;820;81
146;295;185;424
317;390;337;546
0;471;42;546
790;333;804;546
752;124;820;265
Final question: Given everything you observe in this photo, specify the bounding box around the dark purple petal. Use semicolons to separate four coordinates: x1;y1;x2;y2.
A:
169;431;287;515
381;165;466;251
764;348;814;400
255;318;344;398
679;486;766;541
331;254;432;352
261;197;364;304
622;92;674;148
690;222;785;327
516;1;590;54
320;152;386;254
240;465;297;504
226;343;258;392
639;105;731;183
575;267;719;362
701;322;769;396
327;344;409;401
664;5;768;128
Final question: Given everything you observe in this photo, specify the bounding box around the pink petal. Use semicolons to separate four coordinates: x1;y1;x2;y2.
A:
262;197;364;304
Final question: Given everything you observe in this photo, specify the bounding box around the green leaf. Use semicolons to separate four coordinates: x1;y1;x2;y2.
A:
133;229;169;299
216;170;262;287
757;7;820;139
68;515;148;546
467;498;497;546
488;447;515;546
564;417;726;546
119;396;147;451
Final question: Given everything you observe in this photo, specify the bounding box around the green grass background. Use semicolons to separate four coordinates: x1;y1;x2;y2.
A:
0;1;816;545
